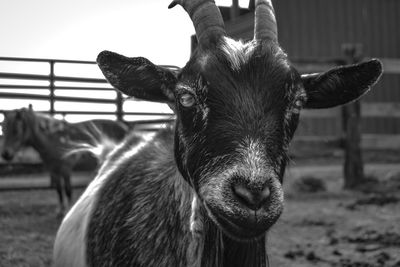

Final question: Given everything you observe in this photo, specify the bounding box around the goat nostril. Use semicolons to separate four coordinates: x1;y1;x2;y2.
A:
232;184;270;210
260;186;271;201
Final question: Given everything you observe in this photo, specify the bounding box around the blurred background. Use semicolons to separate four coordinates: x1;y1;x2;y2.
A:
0;0;399;266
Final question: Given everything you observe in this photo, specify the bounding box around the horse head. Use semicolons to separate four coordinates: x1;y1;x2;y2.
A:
1;107;33;161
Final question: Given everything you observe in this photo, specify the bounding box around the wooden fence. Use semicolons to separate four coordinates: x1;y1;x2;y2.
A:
222;0;400;150
292;55;400;150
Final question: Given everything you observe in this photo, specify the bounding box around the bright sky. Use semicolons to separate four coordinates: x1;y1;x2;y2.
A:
0;0;249;65
0;0;250;122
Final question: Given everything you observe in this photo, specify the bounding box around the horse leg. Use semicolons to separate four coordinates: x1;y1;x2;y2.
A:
51;173;65;216
63;172;73;210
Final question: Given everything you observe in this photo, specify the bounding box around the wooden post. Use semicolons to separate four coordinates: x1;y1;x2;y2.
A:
116;92;123;121
49;61;55;116
248;0;255;10
341;44;365;189
230;0;239;21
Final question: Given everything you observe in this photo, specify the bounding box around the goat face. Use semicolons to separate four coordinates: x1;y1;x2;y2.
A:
173;41;294;240
97;0;382;241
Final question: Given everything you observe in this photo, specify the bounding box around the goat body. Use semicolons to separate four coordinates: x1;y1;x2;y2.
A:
54;0;383;265
54;127;269;267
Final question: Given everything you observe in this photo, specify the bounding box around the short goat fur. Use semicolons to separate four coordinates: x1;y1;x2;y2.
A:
53;0;382;266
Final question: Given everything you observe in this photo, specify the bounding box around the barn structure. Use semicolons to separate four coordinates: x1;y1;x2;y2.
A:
202;0;400;149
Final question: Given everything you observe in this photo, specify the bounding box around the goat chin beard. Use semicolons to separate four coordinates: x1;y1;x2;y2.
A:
200;200;267;242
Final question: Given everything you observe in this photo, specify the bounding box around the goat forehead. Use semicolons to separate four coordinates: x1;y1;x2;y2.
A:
181;39;293;95
204;81;289;129
194;42;292;99
219;37;256;71
218;37;290;73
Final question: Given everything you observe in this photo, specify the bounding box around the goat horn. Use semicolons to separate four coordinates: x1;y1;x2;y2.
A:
169;0;226;47
254;0;278;42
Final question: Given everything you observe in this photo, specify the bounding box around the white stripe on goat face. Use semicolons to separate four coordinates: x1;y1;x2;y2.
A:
220;37;256;71
236;137;268;179
199;137;275;202
198;136;285;237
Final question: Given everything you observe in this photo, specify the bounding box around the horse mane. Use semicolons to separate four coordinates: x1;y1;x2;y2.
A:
17;107;68;134
16;107;128;161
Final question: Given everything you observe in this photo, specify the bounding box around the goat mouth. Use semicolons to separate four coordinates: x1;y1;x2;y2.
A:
204;203;272;241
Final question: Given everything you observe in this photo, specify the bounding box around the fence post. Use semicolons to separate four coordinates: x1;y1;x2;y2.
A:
341;44;365;189
49;60;55;116
230;0;239;21
248;0;255;10
116;92;123;121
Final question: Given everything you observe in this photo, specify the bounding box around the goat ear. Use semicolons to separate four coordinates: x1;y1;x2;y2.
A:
301;59;382;109
97;51;177;103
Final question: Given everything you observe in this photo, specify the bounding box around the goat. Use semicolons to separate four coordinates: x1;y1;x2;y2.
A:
53;0;382;266
1;106;129;215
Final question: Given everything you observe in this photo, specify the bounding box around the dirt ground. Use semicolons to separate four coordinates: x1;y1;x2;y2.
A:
269;164;400;267
0;164;400;267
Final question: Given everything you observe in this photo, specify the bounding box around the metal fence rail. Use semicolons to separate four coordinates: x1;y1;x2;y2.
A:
1;55;399;191
1;55;400;145
0;56;177;129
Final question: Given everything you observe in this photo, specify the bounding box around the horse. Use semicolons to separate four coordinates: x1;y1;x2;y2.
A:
1;105;130;215
54;0;382;266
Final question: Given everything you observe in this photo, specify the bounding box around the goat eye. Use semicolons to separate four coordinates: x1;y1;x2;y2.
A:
179;94;195;107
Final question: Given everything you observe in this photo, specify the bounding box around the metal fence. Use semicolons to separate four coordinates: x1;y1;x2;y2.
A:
1;55;400;148
0;56;178;132
0;54;399;191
